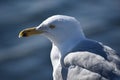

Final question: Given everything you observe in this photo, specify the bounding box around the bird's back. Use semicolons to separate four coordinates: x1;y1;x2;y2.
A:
63;39;120;80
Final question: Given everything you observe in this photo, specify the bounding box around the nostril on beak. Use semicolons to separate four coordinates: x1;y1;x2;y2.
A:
22;32;28;37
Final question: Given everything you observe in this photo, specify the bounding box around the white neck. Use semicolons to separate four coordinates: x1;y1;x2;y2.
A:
50;32;85;80
51;35;85;69
53;35;85;57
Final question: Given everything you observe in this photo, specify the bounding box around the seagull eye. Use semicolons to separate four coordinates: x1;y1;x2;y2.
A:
49;24;56;29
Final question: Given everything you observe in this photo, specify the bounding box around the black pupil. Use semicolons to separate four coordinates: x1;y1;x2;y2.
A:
49;25;55;29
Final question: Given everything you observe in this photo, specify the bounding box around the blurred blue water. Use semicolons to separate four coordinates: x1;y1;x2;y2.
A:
0;0;120;80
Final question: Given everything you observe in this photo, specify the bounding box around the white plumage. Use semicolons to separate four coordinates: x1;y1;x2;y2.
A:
20;15;120;80
37;15;120;80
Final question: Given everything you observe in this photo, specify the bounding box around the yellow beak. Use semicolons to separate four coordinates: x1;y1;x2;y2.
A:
19;27;44;38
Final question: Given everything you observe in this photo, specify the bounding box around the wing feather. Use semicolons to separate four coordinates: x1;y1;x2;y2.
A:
64;50;120;80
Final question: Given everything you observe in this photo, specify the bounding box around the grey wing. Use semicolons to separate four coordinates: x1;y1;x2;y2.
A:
103;45;120;70
64;50;120;80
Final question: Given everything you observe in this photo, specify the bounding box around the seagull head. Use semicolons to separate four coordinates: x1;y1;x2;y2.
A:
19;15;85;45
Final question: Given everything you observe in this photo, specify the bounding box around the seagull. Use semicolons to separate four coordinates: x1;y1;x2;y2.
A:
19;15;120;80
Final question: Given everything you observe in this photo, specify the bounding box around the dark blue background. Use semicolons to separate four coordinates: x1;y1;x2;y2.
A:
0;0;120;80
